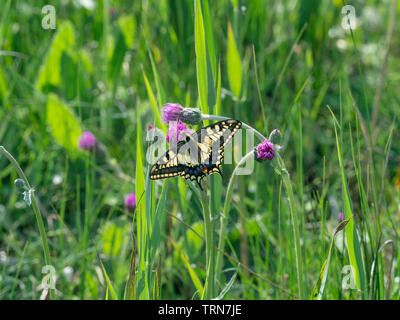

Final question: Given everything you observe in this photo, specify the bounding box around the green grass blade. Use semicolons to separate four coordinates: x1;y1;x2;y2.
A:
0;65;8;104
215;61;222;116
311;219;349;300
135;108;149;299
171;239;204;297
213;270;238;300
145;39;166;107
202;0;216;77
226;21;242;99
194;0;209;115
142;66;164;131
328;105;367;297
99;257;119;300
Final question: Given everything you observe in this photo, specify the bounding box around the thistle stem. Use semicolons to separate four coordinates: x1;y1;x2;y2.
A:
215;150;255;286
202;115;305;298
278;153;305;299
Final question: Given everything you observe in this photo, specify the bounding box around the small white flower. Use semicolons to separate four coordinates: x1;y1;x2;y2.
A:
0;251;7;265
63;266;74;281
52;174;63;185
336;39;348;51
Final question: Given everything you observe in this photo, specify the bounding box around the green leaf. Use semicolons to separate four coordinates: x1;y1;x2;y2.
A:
215;61;222;116
79;50;93;74
0;0;12;48
213;270;238;300
145;40;166;107
186;221;204;252
142;67;163;130
227;21;242;98
119;15;135;48
36;21;76;91
328;106;366;296
99;258;119;300
0;65;7;104
202;0;216;109
46;93;82;152
108;30;127;82
60;52;78;100
202;0;216;77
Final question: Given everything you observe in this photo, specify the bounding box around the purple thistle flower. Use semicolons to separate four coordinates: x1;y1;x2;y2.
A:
78;131;96;151
161;103;184;123
147;124;154;131
257;140;275;160
166;120;193;144
125;193;136;213
338;212;344;222
256;139;282;161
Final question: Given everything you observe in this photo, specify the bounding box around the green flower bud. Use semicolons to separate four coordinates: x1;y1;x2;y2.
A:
180;107;203;125
269;129;282;145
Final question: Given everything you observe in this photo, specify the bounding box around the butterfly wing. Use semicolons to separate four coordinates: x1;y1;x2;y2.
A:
150;119;242;188
197;119;242;174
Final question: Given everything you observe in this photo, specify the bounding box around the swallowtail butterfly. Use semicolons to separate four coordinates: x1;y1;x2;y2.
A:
150;119;242;190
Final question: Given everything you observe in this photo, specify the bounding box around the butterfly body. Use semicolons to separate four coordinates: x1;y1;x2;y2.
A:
150;119;242;190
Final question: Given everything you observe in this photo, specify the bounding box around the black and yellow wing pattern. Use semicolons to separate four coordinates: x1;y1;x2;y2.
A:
150;119;242;190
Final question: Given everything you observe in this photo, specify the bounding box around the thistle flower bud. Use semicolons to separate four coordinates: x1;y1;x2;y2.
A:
161;103;203;125
180;107;202;125
269;129;282;145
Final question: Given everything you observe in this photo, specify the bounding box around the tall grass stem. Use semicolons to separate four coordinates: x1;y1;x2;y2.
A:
0;146;54;299
200;189;215;299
